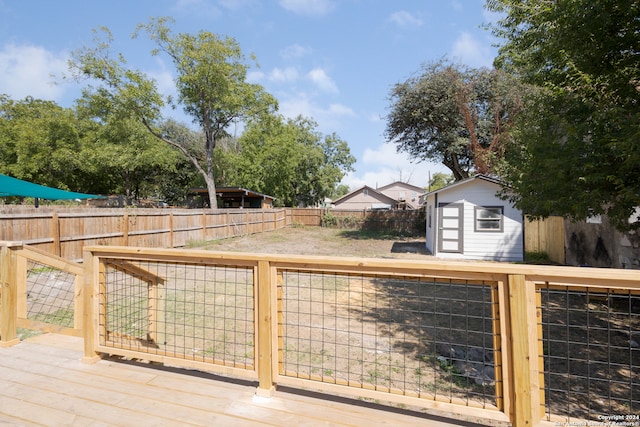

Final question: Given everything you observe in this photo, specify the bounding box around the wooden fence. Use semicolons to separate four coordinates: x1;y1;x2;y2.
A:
289;208;425;235
523;216;565;264
0;207;566;263
1;241;638;426
0;208;288;261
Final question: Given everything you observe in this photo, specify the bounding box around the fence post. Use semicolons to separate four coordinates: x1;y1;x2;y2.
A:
201;211;207;241
0;242;21;347
256;259;275;397
507;274;541;427
169;212;174;248
52;212;61;257
122;212;129;246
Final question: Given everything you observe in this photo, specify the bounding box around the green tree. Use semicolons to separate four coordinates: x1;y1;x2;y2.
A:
385;60;530;181
0;95;92;192
330;184;350;199
487;0;640;230
428;172;454;192
78;111;183;204
231;114;355;207
68;17;277;209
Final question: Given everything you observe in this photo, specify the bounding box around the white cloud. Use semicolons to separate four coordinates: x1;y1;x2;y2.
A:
307;68;338;93
279;0;335;16
146;58;177;97
0;43;69;101
326;103;354;117
269;66;300;83
278;93;353;128
451;32;494;68
389;10;423;27
280;44;312;60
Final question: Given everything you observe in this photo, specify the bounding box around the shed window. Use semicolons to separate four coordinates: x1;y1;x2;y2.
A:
475;206;503;232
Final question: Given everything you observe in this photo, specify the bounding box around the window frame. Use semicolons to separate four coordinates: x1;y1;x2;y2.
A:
474;206;504;232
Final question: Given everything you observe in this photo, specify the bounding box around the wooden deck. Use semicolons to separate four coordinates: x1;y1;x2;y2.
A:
0;334;492;427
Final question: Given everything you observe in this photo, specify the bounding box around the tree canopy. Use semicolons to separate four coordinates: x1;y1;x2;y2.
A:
385;60;530;181
68;17;277;209
227;114;355;207
0;95;90;192
487;0;640;230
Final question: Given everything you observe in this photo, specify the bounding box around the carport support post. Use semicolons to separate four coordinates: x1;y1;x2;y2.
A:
0;242;21;347
256;260;275;397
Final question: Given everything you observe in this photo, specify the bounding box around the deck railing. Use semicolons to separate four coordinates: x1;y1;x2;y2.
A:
1;241;638;427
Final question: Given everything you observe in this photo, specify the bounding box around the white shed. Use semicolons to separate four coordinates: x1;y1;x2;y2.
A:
425;175;524;262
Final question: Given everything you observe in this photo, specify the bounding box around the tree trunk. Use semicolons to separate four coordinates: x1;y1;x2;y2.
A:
203;173;217;209
205;131;218;210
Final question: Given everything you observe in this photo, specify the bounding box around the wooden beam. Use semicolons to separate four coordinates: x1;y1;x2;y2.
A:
0;243;20;347
507;274;541;427
256;260;275;397
81;250;101;363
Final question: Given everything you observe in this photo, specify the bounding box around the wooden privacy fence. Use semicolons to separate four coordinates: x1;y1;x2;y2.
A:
2;241;638;426
0;207;566;263
0;208;288;260
288;208;425;235
524;216;565;264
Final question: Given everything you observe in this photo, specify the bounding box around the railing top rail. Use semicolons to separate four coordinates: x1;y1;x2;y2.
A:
0;240;23;248
83;245;640;289
18;244;84;275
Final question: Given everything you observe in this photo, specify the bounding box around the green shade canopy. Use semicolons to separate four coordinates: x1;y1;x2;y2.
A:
0;174;102;200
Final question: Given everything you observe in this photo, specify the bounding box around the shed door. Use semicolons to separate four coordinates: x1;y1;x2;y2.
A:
438;203;463;253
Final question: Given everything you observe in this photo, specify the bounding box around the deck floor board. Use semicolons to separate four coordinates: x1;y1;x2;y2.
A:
0;334;486;426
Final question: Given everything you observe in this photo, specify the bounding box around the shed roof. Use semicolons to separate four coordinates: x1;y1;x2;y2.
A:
0;174;102;200
426;174;505;196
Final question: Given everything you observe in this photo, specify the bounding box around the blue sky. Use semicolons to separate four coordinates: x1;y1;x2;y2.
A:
0;0;499;190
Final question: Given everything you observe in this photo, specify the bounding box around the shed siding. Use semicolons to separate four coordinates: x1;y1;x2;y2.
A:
427;179;523;262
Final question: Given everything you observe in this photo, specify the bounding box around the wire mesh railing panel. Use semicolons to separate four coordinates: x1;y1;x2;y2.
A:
539;285;640;420
102;259;255;370
278;270;501;408
26;260;76;327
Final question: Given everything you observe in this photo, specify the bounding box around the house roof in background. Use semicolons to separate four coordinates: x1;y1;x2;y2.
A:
377;181;425;193
0;174;103;200
332;185;397;205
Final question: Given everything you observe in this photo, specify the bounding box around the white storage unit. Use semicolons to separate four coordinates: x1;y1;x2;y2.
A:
425;175;524;262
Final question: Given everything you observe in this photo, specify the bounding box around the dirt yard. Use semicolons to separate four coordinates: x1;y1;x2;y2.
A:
195;226;432;259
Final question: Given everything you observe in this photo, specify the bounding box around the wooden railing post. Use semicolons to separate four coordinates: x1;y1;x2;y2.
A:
255;260;275;397
0;242;21;347
81;249;101;363
507;274;541;427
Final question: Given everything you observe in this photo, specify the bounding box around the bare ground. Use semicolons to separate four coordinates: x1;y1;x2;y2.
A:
195;226;432;259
